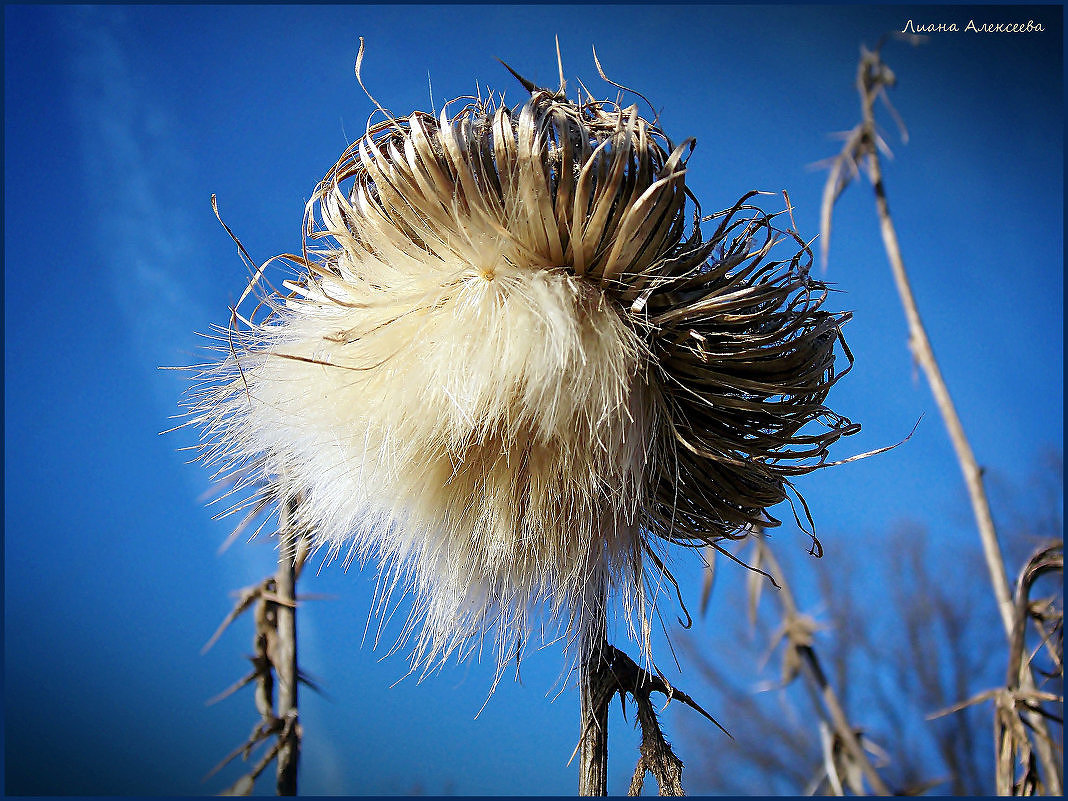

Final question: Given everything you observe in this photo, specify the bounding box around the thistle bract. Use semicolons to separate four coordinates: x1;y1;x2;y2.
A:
188;72;857;677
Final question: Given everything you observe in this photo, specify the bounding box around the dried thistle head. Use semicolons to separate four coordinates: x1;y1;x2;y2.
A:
186;54;857;678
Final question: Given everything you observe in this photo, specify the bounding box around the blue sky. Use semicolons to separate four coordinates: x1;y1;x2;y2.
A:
4;3;1062;796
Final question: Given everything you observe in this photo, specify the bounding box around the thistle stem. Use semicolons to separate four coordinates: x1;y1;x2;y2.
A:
578;587;610;796
275;500;300;796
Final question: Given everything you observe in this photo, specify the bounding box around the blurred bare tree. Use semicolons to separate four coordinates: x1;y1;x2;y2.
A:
677;454;1063;796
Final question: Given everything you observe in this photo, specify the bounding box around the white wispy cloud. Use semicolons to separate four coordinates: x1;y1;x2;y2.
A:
64;7;208;399
61;10;347;787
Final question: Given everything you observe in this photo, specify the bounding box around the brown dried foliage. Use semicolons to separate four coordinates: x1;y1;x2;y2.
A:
203;518;314;796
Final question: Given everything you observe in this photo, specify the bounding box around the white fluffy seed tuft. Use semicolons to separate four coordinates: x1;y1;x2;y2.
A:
186;73;857;679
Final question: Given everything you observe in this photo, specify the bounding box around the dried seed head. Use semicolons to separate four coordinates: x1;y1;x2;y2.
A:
186;64;857;678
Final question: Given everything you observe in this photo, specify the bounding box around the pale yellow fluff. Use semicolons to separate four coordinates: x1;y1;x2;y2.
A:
189;76;856;679
240;250;653;671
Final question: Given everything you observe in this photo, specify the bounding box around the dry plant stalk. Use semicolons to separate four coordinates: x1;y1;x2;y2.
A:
578;588;610;795
183;42;859;795
742;536;893;795
930;543;1063;795
998;544;1063;795
203;503;310;796
818;38;1063;795
820;38;1013;632
273;501;301;796
578;637;724;796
